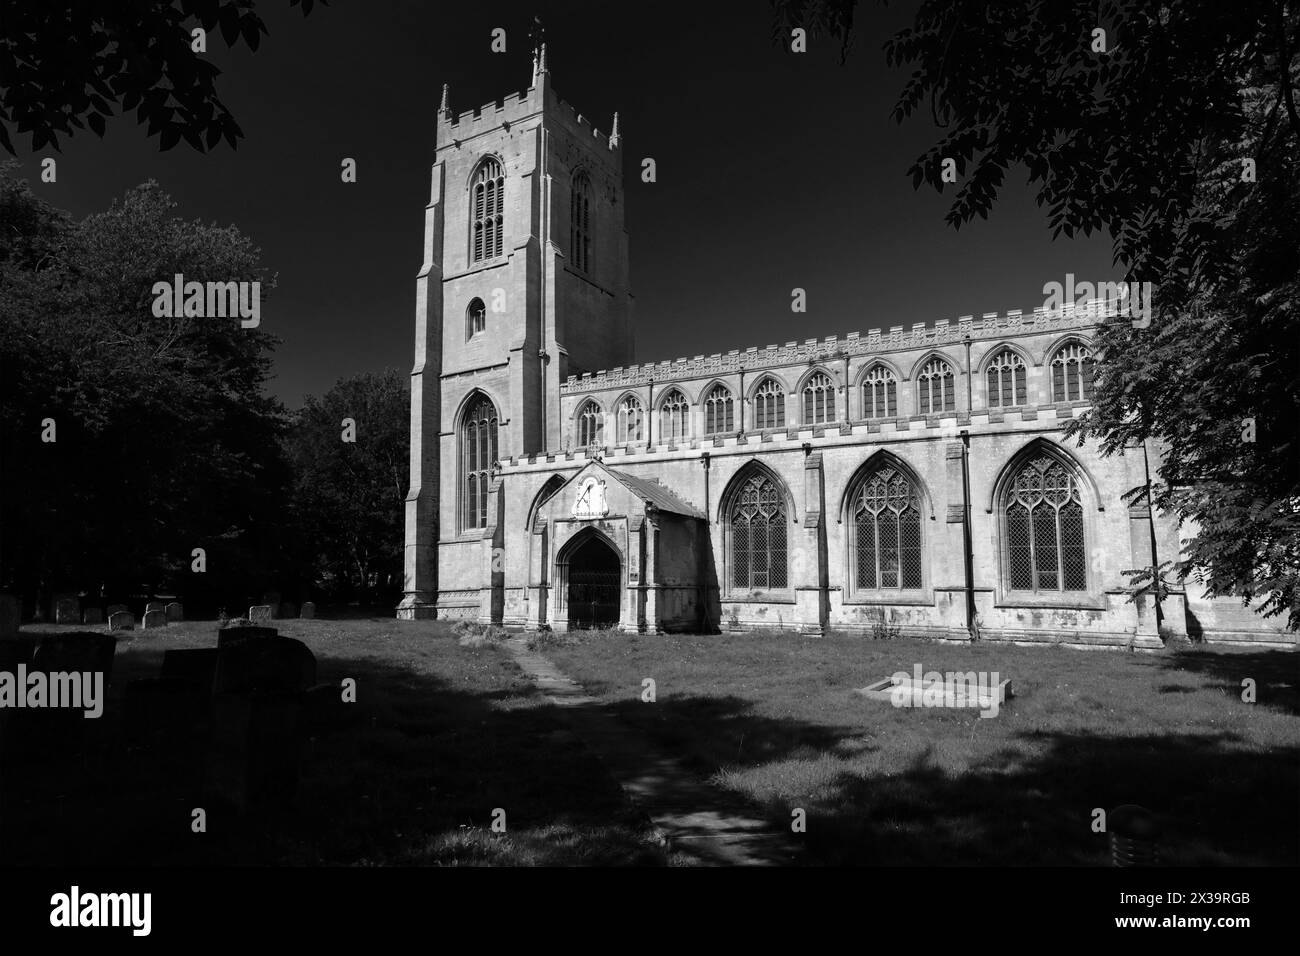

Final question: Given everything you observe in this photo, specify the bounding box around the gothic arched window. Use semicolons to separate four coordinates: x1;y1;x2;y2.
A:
617;395;643;444
729;472;788;591
570;172;592;272
752;378;785;430
986;349;1027;408
704;384;734;435
851;465;923;590
471;157;505;263
462;394;498;531
1050;342;1095;402
659;389;689;443
576;400;603;448
917;357;955;414
860;364;897;419
1004;455;1087;592
802;371;836;424
466;297;486;338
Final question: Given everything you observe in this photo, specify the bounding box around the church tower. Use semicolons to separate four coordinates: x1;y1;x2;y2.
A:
399;39;634;619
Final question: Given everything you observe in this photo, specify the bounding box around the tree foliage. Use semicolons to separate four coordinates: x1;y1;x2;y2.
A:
0;162;294;609
0;0;323;154
773;0;1300;628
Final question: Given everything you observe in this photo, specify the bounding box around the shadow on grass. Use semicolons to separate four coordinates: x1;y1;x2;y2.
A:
0;639;665;867
1157;648;1300;716
577;691;1298;866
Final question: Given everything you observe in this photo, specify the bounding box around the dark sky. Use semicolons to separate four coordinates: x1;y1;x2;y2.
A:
13;0;1113;407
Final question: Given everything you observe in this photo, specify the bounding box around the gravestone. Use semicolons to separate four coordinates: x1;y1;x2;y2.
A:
165;602;184;622
106;604;127;617
108;611;135;631
54;595;80;625
141;609;167;629
145;602;165;614
82;607;103;625
33;631;116;679
208;691;303;809
0;594;19;639
262;592;282;618
217;626;278;650
161;648;219;691
278;602;297;621
248;605;273;623
214;636;316;695
124;677;207;744
299;601;315;619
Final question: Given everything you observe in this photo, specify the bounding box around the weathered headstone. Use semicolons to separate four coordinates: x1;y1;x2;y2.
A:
54;595;80;625
248;605;273;623
141;609;167;629
299;601;315;620
0;594;19;639
108;611;135;631
165;602;184;622
161;647;219;690
217;625;278;650
106;604;127;617
214;636;316;695
82;607;103;625
278;602;297;621
145;601;165;614
208;691;303;809
33;631;116;678
124;677;207;744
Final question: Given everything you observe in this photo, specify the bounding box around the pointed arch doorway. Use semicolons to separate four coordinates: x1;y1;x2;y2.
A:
560;531;622;629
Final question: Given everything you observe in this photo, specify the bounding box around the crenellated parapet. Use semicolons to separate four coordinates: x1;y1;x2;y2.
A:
561;298;1115;395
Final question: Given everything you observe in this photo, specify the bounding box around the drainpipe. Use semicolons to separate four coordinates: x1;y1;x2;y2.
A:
1142;438;1163;630
961;428;978;642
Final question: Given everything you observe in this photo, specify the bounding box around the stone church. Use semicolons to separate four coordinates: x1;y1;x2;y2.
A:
396;47;1291;648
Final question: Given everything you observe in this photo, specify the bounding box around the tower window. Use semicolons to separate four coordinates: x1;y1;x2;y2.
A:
703;384;734;435
471;158;505;263
462;393;499;531
802;371;836;425
467;298;486;338
571;172;592;273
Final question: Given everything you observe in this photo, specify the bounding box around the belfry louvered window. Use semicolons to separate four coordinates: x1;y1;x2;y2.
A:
471;158;504;263
659;389;689;443
753;378;785;430
617;396;643;443
704;385;734;435
462;394;498;531
986;349;1027;408
852;466;923;590
861;365;897;419
1050;342;1095;402
1004;455;1087;592
576;400;603;448
730;473;788;591
570;172;592;272
802;371;836;424
917;357;956;414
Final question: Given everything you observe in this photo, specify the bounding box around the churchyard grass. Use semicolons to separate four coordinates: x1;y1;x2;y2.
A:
548;631;1300;865
1;618;667;866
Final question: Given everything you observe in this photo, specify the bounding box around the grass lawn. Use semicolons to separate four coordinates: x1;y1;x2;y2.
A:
546;631;1300;865
1;619;667;866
